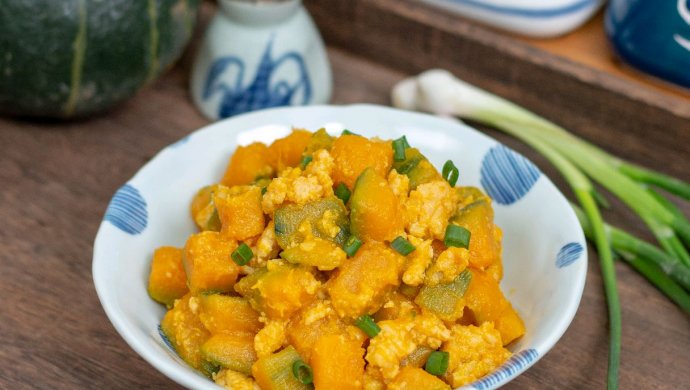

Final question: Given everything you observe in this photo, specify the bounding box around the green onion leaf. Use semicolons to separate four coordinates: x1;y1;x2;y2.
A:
291;360;313;384
391;236;416;255
335;183;351;203
355;314;381;337
444;225;471;249
341;129;359;136
442;160;459;187
231;243;253;266
424;351;449;376
300;155;313;169
343;235;363;257
392;136;409;162
261;187;267;195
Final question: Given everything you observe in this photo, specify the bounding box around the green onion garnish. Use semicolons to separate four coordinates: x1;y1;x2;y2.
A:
442;160;459;187
424;351;449;376
231;243;253;265
341;129;359;136
300;155;313;169
355;314;380;337
335;183;351;203
392;136;409;162
343;235;362;257
291;360;313;384
391;236;416;255
261;187;267;195
444;225;471;249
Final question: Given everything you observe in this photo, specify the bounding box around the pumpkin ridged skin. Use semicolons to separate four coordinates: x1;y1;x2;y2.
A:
0;0;199;118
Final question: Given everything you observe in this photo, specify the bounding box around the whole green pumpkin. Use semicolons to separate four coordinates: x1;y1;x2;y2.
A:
0;0;200;118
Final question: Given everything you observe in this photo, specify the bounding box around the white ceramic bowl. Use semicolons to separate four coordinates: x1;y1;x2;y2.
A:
421;0;606;38
93;104;587;389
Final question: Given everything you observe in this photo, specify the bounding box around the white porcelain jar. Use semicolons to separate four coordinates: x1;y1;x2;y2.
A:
190;0;332;120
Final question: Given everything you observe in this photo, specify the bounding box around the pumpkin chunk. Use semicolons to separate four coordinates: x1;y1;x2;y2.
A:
311;334;365;390
214;185;265;241
148;246;188;307
331;134;393;189
183;231;240;294
350;167;404;242
221;142;274;187
160;294;210;373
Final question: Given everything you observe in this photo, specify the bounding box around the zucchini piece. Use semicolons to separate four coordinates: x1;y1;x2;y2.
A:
415;269;472;321
252;346;312;390
392;148;442;189
274;197;349;249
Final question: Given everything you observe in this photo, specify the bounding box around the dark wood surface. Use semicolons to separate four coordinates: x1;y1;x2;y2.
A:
1;2;688;389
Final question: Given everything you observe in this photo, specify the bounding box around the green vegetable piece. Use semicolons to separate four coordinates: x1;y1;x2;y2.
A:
415;270;472;321
343;235;363;257
334;183;351;203
341;129;359;136
444;225;471;249
392;136;409;162
392;148;442;189
391;236;416;255
355;314;381;337
424;351;449;376
299;155;313;169
231;243;253;265
303;128;334;156
442;160;459;187
291;360;314;385
274;197;349;249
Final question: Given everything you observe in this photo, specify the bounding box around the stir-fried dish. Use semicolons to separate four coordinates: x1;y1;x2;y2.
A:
147;129;525;389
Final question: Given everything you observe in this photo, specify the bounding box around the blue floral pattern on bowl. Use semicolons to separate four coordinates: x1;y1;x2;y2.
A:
480;145;541;205
470;349;539;389
104;184;148;235
556;242;585;268
203;37;312;119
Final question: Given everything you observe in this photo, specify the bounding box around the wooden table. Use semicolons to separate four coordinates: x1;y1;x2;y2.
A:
1;2;688;389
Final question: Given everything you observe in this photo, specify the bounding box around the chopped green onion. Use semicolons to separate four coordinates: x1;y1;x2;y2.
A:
391;236;416;255
261;186;267;195
231;243;253;265
392;136;409;162
291;360;313;385
442;160;459;187
343;235;362;257
444;225;471;249
299;155;313;169
335;183;351;203
341;129;359;136
424;351;449;376
355;314;380;337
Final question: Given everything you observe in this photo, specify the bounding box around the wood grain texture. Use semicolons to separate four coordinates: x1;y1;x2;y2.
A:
0;1;688;389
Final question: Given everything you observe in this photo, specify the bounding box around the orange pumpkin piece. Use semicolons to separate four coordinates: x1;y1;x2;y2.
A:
252;346;311;390
183;231;240;294
331;134;393;189
389;366;451;390
198;294;262;335
200;333;257;376
350;167;404;242
214;185;265;241
311;334;365;390
221;142;273;187
147;246;188;307
452;200;501;269
190;185;222;232
266;129;312;173
464;269;509;324
494;303;526;345
160;293;210;372
234;261;320;319
328;242;405;318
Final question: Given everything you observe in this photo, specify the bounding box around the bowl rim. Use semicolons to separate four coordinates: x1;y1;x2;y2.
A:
92;103;587;390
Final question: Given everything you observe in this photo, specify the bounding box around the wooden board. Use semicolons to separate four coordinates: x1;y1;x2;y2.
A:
0;1;688;389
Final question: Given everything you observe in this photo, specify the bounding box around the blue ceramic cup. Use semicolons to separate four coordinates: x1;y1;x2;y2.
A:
605;0;690;89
